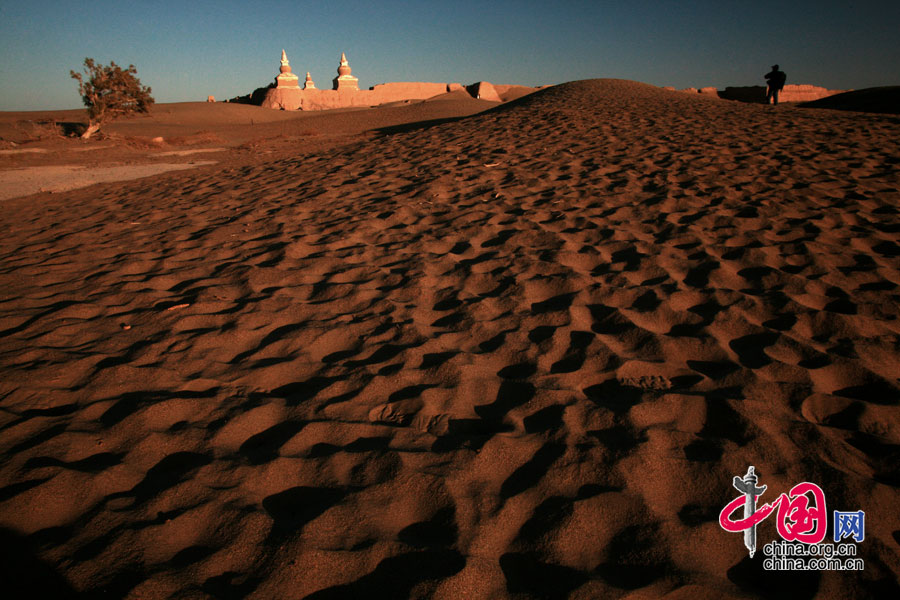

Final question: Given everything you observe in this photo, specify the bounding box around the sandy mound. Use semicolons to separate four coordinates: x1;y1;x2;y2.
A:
800;86;900;115
1;79;898;599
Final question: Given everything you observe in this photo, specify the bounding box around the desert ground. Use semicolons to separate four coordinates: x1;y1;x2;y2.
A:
1;80;899;599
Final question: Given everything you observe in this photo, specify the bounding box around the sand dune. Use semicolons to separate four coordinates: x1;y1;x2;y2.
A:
1;79;899;598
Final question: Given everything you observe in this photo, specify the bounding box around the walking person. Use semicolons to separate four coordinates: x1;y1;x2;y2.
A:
765;65;787;105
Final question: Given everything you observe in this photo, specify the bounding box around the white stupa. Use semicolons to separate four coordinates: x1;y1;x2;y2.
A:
332;52;359;91
275;49;300;88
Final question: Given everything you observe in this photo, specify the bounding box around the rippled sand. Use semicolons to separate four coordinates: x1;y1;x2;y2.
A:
1;80;899;599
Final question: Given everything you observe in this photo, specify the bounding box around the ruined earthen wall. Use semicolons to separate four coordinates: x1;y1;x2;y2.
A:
779;84;846;103
260;88;302;110
262;82;466;111
465;81;501;102
368;82;453;103
698;84;846;104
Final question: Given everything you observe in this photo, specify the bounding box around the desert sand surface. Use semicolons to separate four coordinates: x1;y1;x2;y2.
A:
0;94;497;202
0;163;220;202
1;79;899;599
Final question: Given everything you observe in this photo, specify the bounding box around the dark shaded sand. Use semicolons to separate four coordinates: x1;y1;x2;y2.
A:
1;79;899;599
800;86;900;115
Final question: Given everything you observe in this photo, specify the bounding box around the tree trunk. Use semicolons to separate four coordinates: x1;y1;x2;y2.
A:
81;122;101;139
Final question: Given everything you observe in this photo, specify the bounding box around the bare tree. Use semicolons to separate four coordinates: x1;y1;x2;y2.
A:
70;58;154;139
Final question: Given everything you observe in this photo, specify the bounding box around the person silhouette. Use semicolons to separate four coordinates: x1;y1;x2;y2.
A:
765;65;787;105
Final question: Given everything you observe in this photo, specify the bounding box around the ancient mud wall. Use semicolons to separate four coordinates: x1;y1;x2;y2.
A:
253;51;526;110
715;85;846;103
262;82;484;111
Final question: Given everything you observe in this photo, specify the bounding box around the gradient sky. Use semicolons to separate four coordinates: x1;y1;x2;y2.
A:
1;0;898;111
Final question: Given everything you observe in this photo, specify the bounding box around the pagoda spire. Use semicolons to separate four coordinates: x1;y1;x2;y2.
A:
333;51;359;91
275;49;299;88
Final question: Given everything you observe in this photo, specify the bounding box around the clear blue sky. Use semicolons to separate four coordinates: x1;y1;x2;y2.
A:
1;0;898;110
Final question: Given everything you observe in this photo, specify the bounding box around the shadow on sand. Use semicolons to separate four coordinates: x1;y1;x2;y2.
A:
0;526;79;599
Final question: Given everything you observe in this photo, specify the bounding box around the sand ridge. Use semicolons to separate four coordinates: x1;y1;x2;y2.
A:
1;79;899;598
